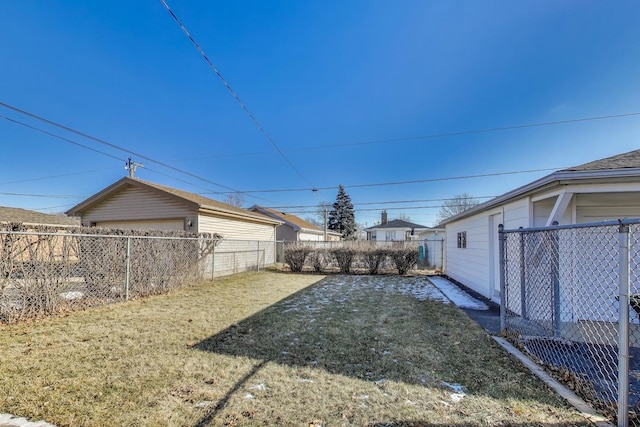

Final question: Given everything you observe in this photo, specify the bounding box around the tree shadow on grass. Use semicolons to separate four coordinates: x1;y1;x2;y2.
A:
191;275;598;426
193;275;443;385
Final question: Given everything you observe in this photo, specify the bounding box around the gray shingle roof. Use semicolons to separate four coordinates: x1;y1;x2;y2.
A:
0;206;80;226
366;219;429;230
563;149;640;171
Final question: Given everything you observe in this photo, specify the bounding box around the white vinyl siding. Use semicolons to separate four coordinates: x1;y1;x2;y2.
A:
81;187;192;225
198;214;275;241
445;199;529;300
575;192;640;223
298;230;324;241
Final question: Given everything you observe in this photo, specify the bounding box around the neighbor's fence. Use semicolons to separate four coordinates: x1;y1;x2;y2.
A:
288;239;444;270
500;219;640;426
284;240;423;273
423;238;445;270
0;228;276;323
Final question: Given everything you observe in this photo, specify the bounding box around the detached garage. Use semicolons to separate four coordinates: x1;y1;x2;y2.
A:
441;149;640;302
66;177;281;240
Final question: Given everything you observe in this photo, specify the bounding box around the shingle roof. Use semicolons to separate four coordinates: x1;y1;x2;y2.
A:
0;206;80;226
66;177;281;225
563;149;640;171
440;148;640;225
251;206;323;232
366;219;429;230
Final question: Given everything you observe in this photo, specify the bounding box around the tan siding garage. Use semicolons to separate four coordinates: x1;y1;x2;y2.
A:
198;215;275;241
96;219;185;231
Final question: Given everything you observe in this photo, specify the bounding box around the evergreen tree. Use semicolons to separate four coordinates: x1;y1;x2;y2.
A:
328;185;356;239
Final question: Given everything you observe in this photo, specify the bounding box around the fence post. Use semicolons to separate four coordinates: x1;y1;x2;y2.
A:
257;241;261;271
125;237;131;300
440;238;445;271
211;243;216;281
519;230;527;319
499;224;506;333
619;223;631;427
551;223;561;337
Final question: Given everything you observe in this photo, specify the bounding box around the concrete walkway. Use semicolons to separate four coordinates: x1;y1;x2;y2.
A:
0;413;56;427
427;275;613;427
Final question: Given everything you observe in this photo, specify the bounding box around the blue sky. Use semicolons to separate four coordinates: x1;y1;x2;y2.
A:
1;1;639;227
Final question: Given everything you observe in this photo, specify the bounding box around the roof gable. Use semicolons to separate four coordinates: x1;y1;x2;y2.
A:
251;206;320;232
66;178;280;225
0;206;80;227
366;219;429;230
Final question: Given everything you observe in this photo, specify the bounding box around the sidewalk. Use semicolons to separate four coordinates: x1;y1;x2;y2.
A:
427;276;501;335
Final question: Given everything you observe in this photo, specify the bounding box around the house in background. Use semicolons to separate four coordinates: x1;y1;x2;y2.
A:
250;205;341;242
0;206;80;228
441;148;640;302
365;211;430;241
66;177;281;240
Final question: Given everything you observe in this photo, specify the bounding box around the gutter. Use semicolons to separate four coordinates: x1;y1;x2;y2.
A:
440;167;640;225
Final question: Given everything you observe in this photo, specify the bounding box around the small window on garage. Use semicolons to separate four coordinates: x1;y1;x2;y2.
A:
457;231;467;249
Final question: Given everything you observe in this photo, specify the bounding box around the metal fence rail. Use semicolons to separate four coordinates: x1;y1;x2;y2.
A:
0;230;275;323
500;219;640;426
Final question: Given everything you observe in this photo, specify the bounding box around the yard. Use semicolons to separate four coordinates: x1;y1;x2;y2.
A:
0;272;593;426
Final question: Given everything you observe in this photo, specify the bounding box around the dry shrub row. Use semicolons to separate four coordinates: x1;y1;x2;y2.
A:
284;244;420;275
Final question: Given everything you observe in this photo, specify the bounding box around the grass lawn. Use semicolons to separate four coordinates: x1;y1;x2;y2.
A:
0;271;594;426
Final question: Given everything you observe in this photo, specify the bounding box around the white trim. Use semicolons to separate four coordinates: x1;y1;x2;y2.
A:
546;192;574;226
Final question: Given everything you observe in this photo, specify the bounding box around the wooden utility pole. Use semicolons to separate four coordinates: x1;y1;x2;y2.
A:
125;157;143;178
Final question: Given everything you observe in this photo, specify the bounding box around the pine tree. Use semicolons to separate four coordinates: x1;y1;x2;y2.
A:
328;185;356;239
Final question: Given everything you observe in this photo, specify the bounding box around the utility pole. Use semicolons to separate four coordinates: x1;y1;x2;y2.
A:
125;157;143;178
323;208;328;241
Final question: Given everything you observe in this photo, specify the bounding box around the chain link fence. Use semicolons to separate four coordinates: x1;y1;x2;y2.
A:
500;219;640;426
0;226;277;323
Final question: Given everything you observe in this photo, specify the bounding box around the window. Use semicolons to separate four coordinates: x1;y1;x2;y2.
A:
385;231;394;241
457;231;467;249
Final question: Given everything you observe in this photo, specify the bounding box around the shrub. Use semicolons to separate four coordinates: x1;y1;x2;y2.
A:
331;248;356;274
284;244;311;272
307;249;330;273
389;248;420;275
361;248;389;275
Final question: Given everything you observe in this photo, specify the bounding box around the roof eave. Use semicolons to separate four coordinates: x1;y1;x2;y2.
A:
440;167;640;225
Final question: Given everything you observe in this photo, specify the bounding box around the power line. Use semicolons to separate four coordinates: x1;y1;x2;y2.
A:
295;111;640;152
205;167;563;195
159;0;314;188
32;203;77;211
0;191;77;198
1;106;276;204
284;204;460;215
266;195;495;209
0;114;125;162
0;168;115;186
171;110;640;161
0;102;242;193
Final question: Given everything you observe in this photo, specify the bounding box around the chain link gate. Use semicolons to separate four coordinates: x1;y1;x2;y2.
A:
500;219;640;426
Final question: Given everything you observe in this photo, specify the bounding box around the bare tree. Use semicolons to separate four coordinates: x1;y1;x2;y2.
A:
397;213;411;221
305;201;332;228
224;193;245;208
437;193;481;222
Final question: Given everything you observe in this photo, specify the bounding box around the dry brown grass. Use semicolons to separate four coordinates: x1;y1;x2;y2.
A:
0;272;594;426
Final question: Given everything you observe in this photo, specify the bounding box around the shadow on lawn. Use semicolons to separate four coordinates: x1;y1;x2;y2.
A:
366;423;593;427
192;275;438;384
191;275;596;426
